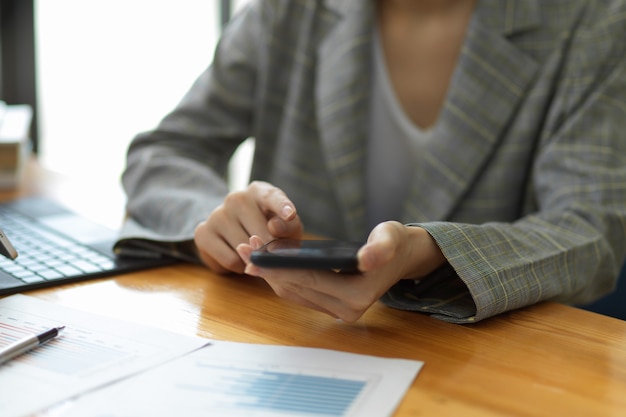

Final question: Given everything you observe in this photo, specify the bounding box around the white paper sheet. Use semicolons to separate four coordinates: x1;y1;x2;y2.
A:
60;340;424;417
0;294;210;417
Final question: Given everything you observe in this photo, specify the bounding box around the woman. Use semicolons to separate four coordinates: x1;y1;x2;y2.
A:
121;0;626;323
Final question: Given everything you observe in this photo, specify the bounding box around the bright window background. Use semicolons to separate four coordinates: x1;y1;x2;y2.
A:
34;0;252;227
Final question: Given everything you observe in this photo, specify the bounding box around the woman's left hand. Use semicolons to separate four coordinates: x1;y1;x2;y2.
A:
236;221;446;322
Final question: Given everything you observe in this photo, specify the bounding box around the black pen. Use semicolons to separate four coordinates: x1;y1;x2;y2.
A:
0;325;65;365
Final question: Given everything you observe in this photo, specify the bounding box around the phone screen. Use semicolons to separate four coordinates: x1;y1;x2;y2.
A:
250;239;362;272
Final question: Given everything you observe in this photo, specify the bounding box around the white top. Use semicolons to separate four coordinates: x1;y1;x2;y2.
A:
366;30;436;230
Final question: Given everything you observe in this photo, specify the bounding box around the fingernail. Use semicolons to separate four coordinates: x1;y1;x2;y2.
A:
281;204;294;219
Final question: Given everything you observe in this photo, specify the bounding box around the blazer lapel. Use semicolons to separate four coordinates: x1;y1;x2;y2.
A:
403;0;541;223
315;0;542;234
316;0;375;240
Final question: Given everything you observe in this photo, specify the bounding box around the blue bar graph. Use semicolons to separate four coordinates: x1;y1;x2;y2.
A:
177;364;368;416
235;370;365;415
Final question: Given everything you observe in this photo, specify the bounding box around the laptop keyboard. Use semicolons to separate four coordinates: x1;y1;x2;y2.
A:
0;206;116;284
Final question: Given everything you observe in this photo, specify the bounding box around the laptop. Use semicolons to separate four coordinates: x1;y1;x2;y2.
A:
0;196;176;295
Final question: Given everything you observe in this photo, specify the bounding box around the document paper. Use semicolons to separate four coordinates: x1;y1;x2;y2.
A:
60;340;423;417
0;294;210;417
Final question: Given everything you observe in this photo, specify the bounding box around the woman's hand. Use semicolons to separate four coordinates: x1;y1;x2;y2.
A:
236;221;446;322
194;181;303;274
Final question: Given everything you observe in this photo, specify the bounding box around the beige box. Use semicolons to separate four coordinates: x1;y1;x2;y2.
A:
0;102;33;189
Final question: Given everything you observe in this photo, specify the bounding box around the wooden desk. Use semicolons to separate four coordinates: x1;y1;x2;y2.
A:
5;160;626;417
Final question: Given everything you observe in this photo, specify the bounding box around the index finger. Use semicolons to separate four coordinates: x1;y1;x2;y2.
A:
248;181;297;221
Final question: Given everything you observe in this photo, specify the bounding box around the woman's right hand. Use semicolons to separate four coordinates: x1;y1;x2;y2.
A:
193;181;303;274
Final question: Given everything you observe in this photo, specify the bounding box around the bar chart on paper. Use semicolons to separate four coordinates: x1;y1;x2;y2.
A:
176;361;368;416
61;341;424;417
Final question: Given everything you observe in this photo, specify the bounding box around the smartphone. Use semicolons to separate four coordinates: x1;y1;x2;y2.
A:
250;239;363;272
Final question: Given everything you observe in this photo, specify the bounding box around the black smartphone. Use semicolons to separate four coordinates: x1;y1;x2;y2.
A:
250;239;363;272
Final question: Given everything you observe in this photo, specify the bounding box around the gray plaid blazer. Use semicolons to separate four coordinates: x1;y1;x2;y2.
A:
121;0;626;323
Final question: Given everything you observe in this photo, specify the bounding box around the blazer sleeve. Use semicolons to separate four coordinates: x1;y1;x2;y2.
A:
383;4;626;323
118;2;267;247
